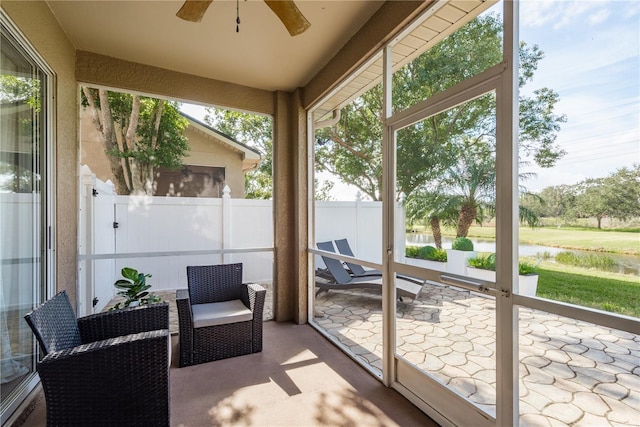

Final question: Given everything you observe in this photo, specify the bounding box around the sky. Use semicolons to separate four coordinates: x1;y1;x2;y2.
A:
182;0;639;198
519;0;640;191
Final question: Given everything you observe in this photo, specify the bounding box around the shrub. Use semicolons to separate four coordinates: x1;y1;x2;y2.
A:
468;253;496;270
430;248;448;262
417;245;436;259
405;246;420;258
452;237;474;251
405;245;447;261
555;251;615;270
468;253;538;275
518;261;538;275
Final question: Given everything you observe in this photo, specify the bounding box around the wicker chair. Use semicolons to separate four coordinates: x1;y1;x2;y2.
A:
176;263;266;367
24;291;170;427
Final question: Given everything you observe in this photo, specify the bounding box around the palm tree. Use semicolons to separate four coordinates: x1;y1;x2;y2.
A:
406;142;539;241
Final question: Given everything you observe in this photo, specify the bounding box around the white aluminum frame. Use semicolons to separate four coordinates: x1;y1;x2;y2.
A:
0;9;56;426
307;1;639;426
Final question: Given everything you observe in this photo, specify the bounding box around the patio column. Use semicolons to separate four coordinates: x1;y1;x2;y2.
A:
273;89;308;323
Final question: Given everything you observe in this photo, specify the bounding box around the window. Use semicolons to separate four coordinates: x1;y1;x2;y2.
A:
0;15;53;423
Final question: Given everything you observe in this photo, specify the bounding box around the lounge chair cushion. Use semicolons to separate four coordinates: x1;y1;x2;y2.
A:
192;300;253;328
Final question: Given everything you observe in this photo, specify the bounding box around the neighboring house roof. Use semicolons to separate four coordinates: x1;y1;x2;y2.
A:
180;112;263;172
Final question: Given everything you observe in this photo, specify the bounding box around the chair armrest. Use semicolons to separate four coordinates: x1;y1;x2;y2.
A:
176;289;194;367
38;330;170;425
242;283;266;316
242;283;266;353
78;302;169;343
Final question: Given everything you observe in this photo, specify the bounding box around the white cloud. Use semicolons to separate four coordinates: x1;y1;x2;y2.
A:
588;8;611;24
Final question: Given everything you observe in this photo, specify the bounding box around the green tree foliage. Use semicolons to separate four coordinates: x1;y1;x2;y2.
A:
316;14;566;238
204;109;272;199
0;75;42;192
82;88;189;195
602;165;640;222
315;88;384;200
573;165;640;228
0;75;40;111
574;178;608;229
530;165;640;228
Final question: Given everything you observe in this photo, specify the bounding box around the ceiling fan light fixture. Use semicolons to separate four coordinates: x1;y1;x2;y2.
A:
176;0;310;36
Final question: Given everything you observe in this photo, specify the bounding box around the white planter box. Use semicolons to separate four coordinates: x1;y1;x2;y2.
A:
446;249;477;275
405;257;447;272
466;267;495;282
518;274;539;296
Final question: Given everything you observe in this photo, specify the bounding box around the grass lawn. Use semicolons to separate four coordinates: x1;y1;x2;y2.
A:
534;260;640;318
444;226;640;255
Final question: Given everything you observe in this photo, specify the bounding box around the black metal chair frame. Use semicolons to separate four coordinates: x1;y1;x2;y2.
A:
176;263;266;367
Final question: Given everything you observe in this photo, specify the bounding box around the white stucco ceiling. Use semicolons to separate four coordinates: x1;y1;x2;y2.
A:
46;0;384;92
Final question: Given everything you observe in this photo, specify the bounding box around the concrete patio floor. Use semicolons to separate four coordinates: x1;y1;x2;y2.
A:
314;282;640;427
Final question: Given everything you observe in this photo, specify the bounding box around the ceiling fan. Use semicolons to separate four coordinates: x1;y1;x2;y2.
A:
176;0;311;36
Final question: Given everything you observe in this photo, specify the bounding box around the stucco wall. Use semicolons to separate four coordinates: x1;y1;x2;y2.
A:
183;127;245;198
80;108;247;198
2;1;78;306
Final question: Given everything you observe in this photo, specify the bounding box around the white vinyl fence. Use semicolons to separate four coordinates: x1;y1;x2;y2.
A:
78;168;405;316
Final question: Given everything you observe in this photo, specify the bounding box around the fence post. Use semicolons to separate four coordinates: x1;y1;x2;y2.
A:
78;166;96;317
222;185;232;263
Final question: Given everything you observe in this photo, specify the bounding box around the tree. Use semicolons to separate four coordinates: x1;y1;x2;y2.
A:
315;89;385;200
204;109;272;199
602;165;640;223
315;14;566;236
573;165;640;228
405;190;459;248
82;88;189;195
536;185;577;222
574;178;608;229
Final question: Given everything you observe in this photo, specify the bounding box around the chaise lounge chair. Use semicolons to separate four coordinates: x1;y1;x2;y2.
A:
331;238;423;284
316;243;424;301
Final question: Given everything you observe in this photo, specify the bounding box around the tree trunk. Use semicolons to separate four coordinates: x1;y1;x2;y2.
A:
126;96;144;194
430;216;442;249
457;202;476;237
145;100;164;195
96;89;129;194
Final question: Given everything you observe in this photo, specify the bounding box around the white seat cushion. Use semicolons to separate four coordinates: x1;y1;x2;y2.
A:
192;300;253;328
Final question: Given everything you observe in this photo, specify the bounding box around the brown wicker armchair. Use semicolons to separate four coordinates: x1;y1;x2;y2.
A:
176;263;266;367
24;291;170;427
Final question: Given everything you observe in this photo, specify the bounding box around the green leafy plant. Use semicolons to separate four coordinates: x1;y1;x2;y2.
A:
110;267;162;310
468;253;496;270
429;248;448;262
405;245;420;258
518;261;538;276
468;253;538;275
406;245;448;262
452;237;474;251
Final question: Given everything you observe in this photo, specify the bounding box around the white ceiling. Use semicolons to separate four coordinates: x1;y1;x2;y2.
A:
46;0;384;92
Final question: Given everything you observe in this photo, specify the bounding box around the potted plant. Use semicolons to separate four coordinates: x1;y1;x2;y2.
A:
467;253;496;281
467;253;539;296
405;245;447;271
110;267;162;310
446;237;477;275
517;261;539;296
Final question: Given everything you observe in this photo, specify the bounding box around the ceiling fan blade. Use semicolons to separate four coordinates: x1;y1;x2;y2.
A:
176;0;214;23
263;0;311;36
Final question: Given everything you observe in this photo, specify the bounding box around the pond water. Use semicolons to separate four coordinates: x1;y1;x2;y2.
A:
406;234;640;276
